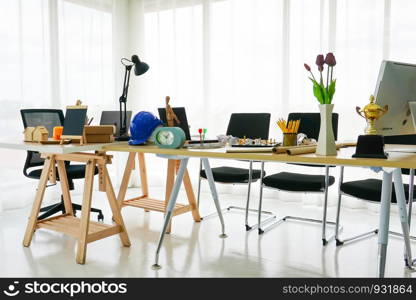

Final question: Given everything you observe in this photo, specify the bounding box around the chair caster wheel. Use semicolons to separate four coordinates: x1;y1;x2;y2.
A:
245;225;252;231
322;239;328;246
336;239;344;246
98;213;104;222
258;228;264;235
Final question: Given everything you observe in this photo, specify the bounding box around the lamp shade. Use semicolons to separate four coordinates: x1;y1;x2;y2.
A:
131;54;149;76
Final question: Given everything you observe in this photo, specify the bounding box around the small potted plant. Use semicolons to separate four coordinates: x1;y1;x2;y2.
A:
304;53;337;155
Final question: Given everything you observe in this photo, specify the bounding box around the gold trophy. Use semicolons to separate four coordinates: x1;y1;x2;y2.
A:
355;95;388;135
352;95;389;159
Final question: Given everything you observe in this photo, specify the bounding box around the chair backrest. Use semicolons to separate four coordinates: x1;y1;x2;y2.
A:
20;109;64;176
288;112;339;141
226;113;271;139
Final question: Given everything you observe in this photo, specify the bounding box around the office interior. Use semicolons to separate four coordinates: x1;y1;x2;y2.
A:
1;0;416;278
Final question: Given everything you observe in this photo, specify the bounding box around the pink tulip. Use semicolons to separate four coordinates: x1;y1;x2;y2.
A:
316;54;325;72
304;63;311;71
325;52;336;66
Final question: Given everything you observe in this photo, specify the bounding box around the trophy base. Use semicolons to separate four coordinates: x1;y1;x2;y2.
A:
352;135;388;159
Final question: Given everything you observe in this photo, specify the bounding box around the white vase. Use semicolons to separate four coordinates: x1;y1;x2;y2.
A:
316;104;337;156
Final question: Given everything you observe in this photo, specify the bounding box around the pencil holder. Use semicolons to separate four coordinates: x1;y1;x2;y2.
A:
53;126;63;140
283;133;297;147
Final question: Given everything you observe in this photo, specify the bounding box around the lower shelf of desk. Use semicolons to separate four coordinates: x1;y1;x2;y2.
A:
36;214;122;243
122;196;192;216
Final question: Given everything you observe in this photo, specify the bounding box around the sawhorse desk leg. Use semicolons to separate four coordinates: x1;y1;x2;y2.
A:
23;152;131;264
378;168;413;277
117;153;201;233
152;157;226;270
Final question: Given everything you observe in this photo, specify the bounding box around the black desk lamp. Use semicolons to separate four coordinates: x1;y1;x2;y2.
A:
116;54;149;141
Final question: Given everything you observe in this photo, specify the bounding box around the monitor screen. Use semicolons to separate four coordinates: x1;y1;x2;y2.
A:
375;60;416;136
158;107;191;140
100;111;132;136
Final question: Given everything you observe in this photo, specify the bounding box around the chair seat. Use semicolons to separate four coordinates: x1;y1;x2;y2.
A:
263;172;335;192
200;166;264;183
341;178;415;203
28;165;99;180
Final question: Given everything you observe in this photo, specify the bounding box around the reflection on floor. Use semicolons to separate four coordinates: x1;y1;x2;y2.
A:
0;186;415;278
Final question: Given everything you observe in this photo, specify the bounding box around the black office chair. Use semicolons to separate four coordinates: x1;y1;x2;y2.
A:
21;109;104;221
335;134;416;246
257;112;339;245
197;113;275;230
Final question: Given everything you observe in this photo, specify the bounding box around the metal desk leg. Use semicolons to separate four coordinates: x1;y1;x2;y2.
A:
244;161;253;230
392;168;413;268
201;158;227;238
378;169;393;278
152;158;189;270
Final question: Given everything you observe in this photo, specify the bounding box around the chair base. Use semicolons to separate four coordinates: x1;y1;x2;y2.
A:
37;196;104;221
258;215;341;246
336;229;416;246
201;206;276;231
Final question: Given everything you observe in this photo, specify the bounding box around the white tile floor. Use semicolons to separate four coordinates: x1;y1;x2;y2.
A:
0;186;415;278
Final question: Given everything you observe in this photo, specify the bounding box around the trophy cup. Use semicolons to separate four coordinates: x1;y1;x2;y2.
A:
352;95;389;159
355;95;388;135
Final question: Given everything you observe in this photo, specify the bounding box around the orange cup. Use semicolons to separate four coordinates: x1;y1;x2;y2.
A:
53;126;63;140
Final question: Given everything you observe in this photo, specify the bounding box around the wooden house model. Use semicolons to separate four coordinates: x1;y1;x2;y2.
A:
23;127;35;142
33;126;49;142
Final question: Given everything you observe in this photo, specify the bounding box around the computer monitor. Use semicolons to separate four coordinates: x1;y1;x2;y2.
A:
100;111;132;136
374;60;416;136
158;107;191;140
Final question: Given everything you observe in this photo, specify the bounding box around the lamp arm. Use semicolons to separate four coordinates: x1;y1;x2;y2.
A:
119;65;132;137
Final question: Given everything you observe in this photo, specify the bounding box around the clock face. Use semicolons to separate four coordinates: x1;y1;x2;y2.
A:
157;130;174;145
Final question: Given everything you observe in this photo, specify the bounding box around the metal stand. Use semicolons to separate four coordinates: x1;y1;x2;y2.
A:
257;165;337;245
198;160;276;231
152;157;227;270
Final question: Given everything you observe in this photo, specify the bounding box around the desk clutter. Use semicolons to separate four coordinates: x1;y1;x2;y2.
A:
22;100;116;145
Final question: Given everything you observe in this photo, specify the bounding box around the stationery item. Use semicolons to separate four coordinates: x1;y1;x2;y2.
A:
87;117;94;125
198;128;203;143
202;128;207;143
272;142;356;155
83;125;115;143
277;118;301;133
286;146;317;155
283;133;297;147
53;126;63;140
226;147;273;153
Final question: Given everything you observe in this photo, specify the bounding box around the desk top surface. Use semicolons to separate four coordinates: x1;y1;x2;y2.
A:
1;140;416;169
0;140;116;154
104;143;416;169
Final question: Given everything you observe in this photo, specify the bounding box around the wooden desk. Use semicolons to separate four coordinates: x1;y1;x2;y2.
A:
0;141;130;264
104;143;416;277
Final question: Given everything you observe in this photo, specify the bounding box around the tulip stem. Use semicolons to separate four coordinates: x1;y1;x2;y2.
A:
330;66;333;83
326;67;330;89
309;71;317;82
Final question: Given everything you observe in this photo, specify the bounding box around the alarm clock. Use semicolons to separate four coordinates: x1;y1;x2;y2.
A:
153;127;186;149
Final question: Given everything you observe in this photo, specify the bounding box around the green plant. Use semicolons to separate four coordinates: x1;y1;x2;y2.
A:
304;53;337;104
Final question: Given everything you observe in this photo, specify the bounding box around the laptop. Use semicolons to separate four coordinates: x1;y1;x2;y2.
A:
158;107;218;143
100;111;132;136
